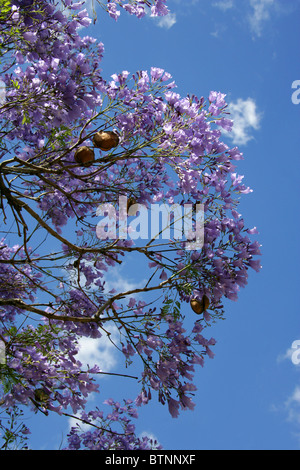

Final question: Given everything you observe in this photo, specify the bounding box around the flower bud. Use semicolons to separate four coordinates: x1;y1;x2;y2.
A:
74;146;95;166
93;131;119;151
190;295;210;314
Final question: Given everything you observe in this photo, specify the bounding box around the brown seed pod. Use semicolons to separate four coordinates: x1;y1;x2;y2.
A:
93;131;119;151
74;146;95;166
190;295;210;315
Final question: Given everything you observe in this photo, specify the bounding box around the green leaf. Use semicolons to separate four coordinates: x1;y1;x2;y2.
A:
11;79;20;90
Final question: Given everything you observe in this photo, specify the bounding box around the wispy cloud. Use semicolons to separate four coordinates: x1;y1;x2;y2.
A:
274;345;300;446
248;0;276;37
224;97;261;146
155;12;177;29
213;0;234;11
271;384;300;447
66;262;148;431
76;326;120;373
285;386;300;426
277;347;295;364
74;262;148;371
210;24;227;38
205;0;278;38
66;327;120;431
277;344;300;367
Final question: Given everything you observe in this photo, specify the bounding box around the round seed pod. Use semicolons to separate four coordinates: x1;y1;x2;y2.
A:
93;131;119;151
190;295;210;315
74;146;95;166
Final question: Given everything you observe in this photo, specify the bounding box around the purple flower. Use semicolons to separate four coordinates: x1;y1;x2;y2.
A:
77;8;92;27
180;394;195;411
209;91;227;107
168;398;180;418
217;117;233;131
107;3;121;21
151;67;165;81
151;0;169;16
248;258;262;272
23;32;37;44
159;270;168;280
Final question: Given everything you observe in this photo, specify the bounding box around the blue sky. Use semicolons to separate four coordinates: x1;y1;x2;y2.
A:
24;0;300;450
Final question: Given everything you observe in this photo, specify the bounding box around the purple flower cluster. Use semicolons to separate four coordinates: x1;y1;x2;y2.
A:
101;0;169;21
0;0;261;449
65;399;162;450
0;240;41;322
2;1;104;144
134;315;216;418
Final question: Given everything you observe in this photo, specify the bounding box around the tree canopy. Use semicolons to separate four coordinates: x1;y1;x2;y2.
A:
0;0;261;449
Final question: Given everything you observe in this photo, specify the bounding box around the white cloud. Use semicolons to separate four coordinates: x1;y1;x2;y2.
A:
248;0;275;37
275;345;300;445
155;12;177;29
69;261;147;375
67;264;148;430
67;329;120;431
277;343;300;367
210;24;227;38
225;97;261;146
285;386;300;426
270;385;300;448
76;326;119;373
213;0;234;11
277;347;294;364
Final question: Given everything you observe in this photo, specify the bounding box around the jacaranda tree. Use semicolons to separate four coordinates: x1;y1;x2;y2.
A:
0;0;261;449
